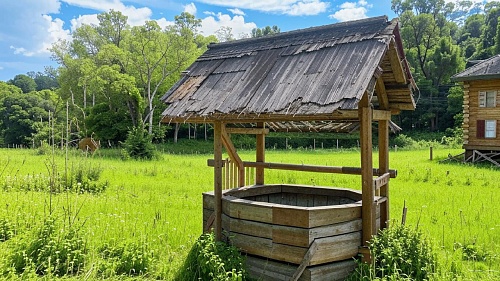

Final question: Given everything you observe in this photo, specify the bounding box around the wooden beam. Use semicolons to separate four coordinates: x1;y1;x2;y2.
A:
376;77;389;110
256;122;265;185
291;240;319;281
378;119;390;229
388;40;406;84
359;93;375;247
225;127;270;135
213;121;223;241
221;126;245;187
389;103;415;110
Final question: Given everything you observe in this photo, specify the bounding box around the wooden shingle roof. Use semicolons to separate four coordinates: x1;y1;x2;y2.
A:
161;16;416;131
452;55;500;82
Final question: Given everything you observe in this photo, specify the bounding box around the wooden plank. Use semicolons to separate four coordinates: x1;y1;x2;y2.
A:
225;215;273;239
310;231;361;265
388;42;406;84
221;127;245;187
245;255;297;281
273;205;310;228
359;94;375;247
373;172;390;190
378;118;390;229
213;121;223;241
313;195;328;206
226;197;274;223
307;259;357;281
241;162;397;178
376;77;389;110
308;204;361;227
226;127;270;135
225;184;282;198
291;240;319;281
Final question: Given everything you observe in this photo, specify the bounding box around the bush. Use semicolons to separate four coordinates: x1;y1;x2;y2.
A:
175;233;248;281
347;224;437;280
97;239;154;277
8;217;86;276
122;126;157;160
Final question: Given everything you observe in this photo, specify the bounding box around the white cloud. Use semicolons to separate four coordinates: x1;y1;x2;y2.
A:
200;13;257;39
329;1;370;22
196;0;329;16
70;14;99;32
228;8;245;16
0;0;71;57
183;2;197;15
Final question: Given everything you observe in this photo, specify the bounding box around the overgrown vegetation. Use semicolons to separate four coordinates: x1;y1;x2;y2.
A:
0;147;499;280
348;224;437;280
121;126;158;160
175;232;248;281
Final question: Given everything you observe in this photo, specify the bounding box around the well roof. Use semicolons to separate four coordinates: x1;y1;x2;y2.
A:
452;55;500;82
161;16;415;131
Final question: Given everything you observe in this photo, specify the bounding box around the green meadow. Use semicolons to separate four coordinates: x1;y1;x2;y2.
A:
0;146;499;280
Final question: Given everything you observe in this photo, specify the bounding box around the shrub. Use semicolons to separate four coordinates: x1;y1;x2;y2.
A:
121;126;157;160
175;232;248;281
347;224;437;280
9;217;86;276
97;239;154;277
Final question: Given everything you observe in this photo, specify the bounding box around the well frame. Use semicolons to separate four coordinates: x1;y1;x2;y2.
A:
160;16;416;280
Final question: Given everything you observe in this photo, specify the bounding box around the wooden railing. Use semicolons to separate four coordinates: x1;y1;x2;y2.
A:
221;158;255;189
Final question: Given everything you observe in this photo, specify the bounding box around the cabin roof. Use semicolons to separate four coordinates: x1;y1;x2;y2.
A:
452;55;500;82
161;16;416;131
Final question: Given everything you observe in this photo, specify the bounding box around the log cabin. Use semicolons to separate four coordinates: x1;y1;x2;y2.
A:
161;16;416;280
452;55;500;165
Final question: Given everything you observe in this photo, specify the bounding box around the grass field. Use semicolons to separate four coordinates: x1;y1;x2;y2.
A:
0;146;499;280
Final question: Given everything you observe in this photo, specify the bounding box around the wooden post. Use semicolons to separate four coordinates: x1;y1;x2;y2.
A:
429;146;433;161
359;94;374;247
378;119;390;229
213;122;223;241
256;122;265;185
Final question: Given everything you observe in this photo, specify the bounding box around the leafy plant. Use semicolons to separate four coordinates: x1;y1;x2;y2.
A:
8;217;86;276
97;239;154;277
347;224;437;281
0;218;14;242
175;232;248;281
121;126;157;160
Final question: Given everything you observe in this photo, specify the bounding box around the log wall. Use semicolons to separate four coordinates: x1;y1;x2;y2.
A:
463;80;500;150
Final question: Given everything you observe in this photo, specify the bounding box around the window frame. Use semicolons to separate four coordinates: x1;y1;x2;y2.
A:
485;120;497;139
479;91;497;108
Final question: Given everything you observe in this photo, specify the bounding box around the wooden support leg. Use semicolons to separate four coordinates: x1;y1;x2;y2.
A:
213;122;223;241
256;122;265;185
359;98;374;247
378;119;390;229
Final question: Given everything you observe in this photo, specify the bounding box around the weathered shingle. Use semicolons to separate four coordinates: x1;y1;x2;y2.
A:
161;15;415;126
452;55;500;82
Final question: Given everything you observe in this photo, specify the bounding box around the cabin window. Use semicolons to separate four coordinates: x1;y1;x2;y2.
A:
485;120;497;138
479;91;496;107
477;120;497;138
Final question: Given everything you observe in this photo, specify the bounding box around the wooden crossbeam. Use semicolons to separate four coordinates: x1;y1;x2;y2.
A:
290;240;319;281
226;127;270;135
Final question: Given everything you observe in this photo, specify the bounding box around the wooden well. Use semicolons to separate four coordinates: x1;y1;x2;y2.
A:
161;16;416;280
203;185;386;280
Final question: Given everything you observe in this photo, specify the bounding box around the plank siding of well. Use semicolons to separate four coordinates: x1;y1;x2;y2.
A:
462;79;500;149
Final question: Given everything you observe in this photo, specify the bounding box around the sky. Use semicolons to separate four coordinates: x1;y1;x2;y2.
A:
0;0;485;82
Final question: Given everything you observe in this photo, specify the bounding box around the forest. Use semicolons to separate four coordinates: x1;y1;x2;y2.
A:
1;0;500;150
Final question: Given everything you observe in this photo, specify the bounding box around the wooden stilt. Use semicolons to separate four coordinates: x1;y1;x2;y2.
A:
213;121;223;241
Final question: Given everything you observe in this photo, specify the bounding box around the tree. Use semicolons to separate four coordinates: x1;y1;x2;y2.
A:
0;91;57;145
251;25;280;38
215;26;234;42
8;74;37;93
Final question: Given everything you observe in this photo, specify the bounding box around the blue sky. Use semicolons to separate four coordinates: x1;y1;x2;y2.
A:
0;0;472;82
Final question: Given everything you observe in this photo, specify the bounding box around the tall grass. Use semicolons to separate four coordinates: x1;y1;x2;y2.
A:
0;147;499;280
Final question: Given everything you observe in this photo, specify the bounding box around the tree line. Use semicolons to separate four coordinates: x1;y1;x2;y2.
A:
2;1;500;148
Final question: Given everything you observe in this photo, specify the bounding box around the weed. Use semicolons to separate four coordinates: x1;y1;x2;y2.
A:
8;216;87;276
0;218;14;242
97;239;154;277
175;232;248;281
